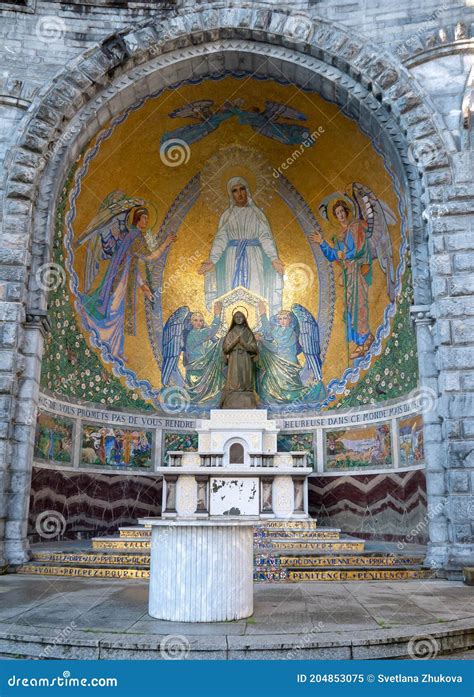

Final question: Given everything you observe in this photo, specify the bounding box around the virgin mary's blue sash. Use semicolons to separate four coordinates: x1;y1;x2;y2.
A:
228;239;261;288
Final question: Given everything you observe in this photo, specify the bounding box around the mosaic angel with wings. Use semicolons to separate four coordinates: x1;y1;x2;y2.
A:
75;191;176;361
160;300;326;406
311;182;397;362
255;302;325;404
160;99;311;147
161;301;225;405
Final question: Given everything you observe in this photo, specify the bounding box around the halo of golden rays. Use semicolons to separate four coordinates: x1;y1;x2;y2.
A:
200;145;276;212
232;305;249;318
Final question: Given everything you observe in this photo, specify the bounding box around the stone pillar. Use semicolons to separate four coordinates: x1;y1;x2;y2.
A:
423;202;474;572
272;476;294;517
0;300;26;570
4;312;48;565
411;305;449;569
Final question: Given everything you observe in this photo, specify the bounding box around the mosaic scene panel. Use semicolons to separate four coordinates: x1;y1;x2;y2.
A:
163;431;198;459
399;414;425;466
81;424;153;470
34;412;73;464
277;432;314;468
325;423;392;471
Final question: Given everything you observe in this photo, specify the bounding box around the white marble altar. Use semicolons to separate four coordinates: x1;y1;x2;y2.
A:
157;409;312;520
143;409;312;622
209;477;259;516
139;518;254;622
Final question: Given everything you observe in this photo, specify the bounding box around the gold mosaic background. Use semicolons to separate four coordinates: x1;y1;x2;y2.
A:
69;77;404;399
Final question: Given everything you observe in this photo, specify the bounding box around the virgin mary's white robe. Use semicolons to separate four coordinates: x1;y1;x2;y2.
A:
204;178;283;316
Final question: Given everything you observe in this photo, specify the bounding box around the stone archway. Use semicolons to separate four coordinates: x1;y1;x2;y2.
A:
1;4;466;570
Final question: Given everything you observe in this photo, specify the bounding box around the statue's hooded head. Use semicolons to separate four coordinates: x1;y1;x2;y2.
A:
229;310;249;330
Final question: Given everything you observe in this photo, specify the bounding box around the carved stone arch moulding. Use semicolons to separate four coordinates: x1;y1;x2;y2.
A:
396;20;474;68
3;6;454;297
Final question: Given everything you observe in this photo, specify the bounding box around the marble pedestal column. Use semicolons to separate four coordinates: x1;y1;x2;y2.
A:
140;519;255;622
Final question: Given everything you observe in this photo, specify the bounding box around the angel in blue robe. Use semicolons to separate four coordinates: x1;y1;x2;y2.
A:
312;182;397;362
161;302;225;405
255;302;325;404
160;100;234;147
234;101;311;145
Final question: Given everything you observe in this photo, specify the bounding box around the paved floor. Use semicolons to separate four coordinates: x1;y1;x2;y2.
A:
0;574;472;636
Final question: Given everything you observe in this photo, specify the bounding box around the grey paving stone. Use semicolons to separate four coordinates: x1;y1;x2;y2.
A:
128;618;246;635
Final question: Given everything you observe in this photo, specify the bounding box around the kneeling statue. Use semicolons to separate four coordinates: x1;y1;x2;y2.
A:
221;311;259;409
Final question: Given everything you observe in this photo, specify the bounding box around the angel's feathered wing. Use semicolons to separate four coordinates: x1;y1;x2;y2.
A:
238;101;309;145
262;101;307;122
349;182;397;302
83;213;129;294
76;192;145;294
291;304;322;382
169;100;214;120
161;306;190;387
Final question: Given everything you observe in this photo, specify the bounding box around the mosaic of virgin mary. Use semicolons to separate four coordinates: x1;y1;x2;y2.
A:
198;176;285;317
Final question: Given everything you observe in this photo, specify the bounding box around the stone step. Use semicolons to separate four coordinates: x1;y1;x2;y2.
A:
30;550;424;570
18;562;433;583
118;520;322;538
92;538;150;551
255;519;319;530
286;568;435;582
93;535;356;552
268;538;365;552
119;527;150;538
255;529;341;540
257;554;425;568
31;551;150;566
17;564;150;580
